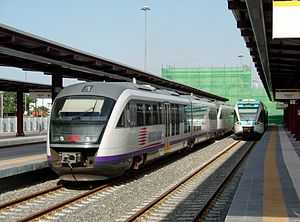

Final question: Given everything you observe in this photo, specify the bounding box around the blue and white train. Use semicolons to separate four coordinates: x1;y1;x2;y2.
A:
234;99;268;137
47;82;234;181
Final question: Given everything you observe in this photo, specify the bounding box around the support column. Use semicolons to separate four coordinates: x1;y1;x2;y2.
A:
286;104;290;131
284;106;289;128
16;91;24;137
291;100;297;135
52;74;63;102
287;101;294;133
295;101;300;140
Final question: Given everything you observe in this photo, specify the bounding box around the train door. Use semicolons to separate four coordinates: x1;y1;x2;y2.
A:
164;103;171;152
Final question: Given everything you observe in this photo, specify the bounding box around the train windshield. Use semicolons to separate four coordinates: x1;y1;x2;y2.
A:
50;96;115;144
238;107;258;121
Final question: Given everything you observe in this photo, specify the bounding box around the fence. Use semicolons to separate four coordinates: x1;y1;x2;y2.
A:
0;117;48;134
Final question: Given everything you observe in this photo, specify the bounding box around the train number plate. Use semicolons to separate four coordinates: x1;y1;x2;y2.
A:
60;152;81;164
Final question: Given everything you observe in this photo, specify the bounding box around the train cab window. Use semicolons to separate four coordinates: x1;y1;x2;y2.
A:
145;104;153;125
137;103;145;126
50;96;115;144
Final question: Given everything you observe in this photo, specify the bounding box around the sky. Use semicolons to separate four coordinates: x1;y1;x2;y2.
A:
0;0;256;86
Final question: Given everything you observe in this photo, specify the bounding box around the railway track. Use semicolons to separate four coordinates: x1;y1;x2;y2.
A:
0;183;110;222
195;141;257;221
0;184;63;211
0;136;243;222
124;140;252;222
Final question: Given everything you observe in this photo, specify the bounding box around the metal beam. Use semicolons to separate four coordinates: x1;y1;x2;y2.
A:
269;52;300;60
245;0;273;100
0;46;131;82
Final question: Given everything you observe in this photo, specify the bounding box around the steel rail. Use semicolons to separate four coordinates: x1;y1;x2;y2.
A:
0;184;63;210
125;140;241;222
194;141;256;221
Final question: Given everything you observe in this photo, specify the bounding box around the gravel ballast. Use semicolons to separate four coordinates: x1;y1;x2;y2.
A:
45;137;239;222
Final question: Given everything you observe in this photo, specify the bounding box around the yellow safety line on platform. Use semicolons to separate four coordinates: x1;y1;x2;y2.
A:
263;127;288;222
273;1;300;7
0;154;46;169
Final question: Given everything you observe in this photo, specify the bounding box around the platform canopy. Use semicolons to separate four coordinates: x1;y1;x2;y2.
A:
0;78;51;92
0;23;227;102
229;0;300;101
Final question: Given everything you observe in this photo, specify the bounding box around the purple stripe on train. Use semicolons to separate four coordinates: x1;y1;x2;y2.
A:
95;142;164;164
94;133;204;164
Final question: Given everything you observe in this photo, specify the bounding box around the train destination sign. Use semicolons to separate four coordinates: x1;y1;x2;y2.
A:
273;0;300;38
275;90;300;100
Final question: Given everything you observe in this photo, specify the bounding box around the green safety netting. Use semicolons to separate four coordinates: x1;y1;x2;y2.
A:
162;66;282;124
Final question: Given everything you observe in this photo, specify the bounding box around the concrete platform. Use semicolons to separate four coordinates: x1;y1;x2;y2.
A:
226;126;300;222
0;134;46;148
0;143;48;179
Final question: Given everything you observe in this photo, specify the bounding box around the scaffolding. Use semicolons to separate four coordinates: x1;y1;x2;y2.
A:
162;66;282;124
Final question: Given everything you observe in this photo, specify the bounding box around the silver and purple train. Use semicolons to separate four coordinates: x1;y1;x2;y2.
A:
47;82;234;181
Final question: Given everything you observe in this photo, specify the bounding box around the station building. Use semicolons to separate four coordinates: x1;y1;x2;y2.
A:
162;66;283;124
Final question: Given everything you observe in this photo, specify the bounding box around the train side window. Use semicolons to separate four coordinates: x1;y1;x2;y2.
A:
159;103;164;124
117;102;137;128
129;102;137;127
171;104;176;136
179;105;185;123
145;104;153;125
153;104;158;125
219;109;223;119
184;105;192;133
117;110;126;127
117;103;130;128
137;103;145;126
258;112;263;122
175;104;180;135
209;109;217;120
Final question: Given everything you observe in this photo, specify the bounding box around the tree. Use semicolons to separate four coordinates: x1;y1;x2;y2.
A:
3;92;16;114
3;92;35;115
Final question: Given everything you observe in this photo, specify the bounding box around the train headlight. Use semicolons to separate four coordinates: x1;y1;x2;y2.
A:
52;136;62;142
84;136;97;143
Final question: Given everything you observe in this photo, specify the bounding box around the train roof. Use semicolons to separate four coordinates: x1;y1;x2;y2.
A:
56;82;229;106
235;99;267;110
56;82;206;101
236;99;263;105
